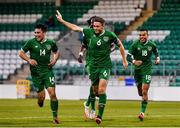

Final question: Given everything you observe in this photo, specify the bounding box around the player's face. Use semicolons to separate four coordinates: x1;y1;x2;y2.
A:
93;22;104;34
34;28;45;42
139;31;148;43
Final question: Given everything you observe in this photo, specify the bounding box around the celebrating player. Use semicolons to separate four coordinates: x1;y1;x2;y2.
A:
19;23;60;124
56;10;128;124
126;29;160;121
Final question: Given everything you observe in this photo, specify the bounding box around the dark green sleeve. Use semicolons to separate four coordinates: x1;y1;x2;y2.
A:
127;54;134;63
82;36;88;49
21;40;31;53
52;40;58;53
126;42;136;63
110;31;119;45
152;42;159;58
83;28;92;38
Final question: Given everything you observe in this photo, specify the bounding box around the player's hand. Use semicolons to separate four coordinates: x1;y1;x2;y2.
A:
155;57;160;65
133;60;142;66
56;10;63;23
28;59;38;66
77;55;83;63
48;59;57;67
122;60;128;69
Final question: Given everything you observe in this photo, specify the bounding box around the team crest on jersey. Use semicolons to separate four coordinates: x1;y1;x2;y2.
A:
148;46;152;51
46;45;51;50
137;47;141;50
103;36;109;42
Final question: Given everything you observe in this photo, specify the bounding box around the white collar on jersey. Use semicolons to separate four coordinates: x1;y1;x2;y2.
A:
99;30;105;36
40;38;47;44
143;40;148;45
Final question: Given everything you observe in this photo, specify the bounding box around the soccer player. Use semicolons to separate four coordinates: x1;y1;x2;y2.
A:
78;16;117;120
18;23;60;124
56;10;128;124
78;16;97;120
126;29;160;121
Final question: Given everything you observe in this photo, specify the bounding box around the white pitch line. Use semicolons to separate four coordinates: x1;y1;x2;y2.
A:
0;116;52;120
0;114;180;120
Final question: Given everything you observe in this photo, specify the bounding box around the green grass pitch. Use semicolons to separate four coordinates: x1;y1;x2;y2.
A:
0;99;180;127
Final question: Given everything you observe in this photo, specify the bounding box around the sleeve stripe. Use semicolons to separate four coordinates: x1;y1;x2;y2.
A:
20;48;25;52
127;53;134;59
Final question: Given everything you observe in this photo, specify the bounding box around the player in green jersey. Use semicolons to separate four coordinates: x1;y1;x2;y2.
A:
78;16;97;120
19;23;60;124
56;10;128;124
126;29;160;121
78;16;117;120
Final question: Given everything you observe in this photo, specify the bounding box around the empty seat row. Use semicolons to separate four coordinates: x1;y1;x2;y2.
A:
126;30;170;41
0;14;42;23
0;31;60;41
78;0;145;25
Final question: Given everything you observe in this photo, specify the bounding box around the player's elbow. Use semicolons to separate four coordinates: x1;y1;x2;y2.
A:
18;50;24;58
72;27;79;32
72;25;81;32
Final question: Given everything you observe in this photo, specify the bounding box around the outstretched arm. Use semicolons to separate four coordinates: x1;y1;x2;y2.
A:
56;10;83;32
117;40;128;69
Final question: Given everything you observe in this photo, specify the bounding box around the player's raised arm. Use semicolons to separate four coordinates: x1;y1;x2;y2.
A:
56;10;83;32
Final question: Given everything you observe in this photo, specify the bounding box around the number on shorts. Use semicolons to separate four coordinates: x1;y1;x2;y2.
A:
103;70;107;77
49;77;55;84
145;75;151;81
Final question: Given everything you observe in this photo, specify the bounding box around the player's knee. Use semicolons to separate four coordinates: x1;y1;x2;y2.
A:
142;90;148;96
138;91;143;96
98;88;105;94
38;94;45;100
49;93;57;100
92;86;98;95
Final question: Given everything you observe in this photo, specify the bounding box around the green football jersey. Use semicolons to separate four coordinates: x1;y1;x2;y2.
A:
128;39;159;70
22;38;58;74
83;28;119;68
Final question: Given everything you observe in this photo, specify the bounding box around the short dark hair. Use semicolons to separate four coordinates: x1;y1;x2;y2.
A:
93;16;105;25
35;23;48;32
87;16;96;25
139;28;148;35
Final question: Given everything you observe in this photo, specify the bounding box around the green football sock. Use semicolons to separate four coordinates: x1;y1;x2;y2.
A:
90;94;95;110
141;100;148;113
98;93;107;118
50;100;58;118
86;86;93;106
86;95;91;106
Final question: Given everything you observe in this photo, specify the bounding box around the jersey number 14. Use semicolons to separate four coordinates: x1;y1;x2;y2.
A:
40;49;46;56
